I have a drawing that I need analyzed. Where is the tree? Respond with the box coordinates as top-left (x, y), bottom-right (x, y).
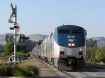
top-left (4, 43), bottom-right (14, 56)
top-left (0, 45), bottom-right (4, 56)
top-left (17, 44), bottom-right (28, 53)
top-left (86, 39), bottom-right (97, 47)
top-left (0, 45), bottom-right (4, 53)
top-left (23, 40), bottom-right (37, 52)
top-left (95, 48), bottom-right (105, 63)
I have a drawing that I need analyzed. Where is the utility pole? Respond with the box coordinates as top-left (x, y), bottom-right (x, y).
top-left (14, 5), bottom-right (17, 65)
top-left (8, 3), bottom-right (20, 65)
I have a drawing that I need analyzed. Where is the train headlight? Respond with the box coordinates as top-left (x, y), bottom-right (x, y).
top-left (79, 48), bottom-right (82, 51)
top-left (72, 43), bottom-right (75, 46)
top-left (68, 43), bottom-right (72, 46)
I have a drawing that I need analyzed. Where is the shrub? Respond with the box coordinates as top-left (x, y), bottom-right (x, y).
top-left (0, 65), bottom-right (39, 77)
top-left (95, 48), bottom-right (105, 63)
top-left (86, 47), bottom-right (98, 63)
top-left (0, 66), bottom-right (13, 76)
top-left (12, 66), bottom-right (26, 77)
top-left (10, 51), bottom-right (28, 60)
top-left (14, 65), bottom-right (39, 77)
top-left (23, 65), bottom-right (39, 77)
top-left (17, 52), bottom-right (28, 60)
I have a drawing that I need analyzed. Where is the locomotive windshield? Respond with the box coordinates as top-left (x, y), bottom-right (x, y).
top-left (72, 30), bottom-right (83, 34)
top-left (57, 28), bottom-right (85, 47)
top-left (58, 29), bottom-right (83, 34)
top-left (58, 29), bottom-right (70, 34)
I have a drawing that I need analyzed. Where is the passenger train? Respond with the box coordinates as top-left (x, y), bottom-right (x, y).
top-left (32, 25), bottom-right (87, 71)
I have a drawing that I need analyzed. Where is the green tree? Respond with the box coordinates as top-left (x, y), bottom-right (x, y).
top-left (21, 40), bottom-right (37, 52)
top-left (95, 48), bottom-right (105, 63)
top-left (0, 45), bottom-right (4, 53)
top-left (4, 43), bottom-right (28, 56)
top-left (0, 45), bottom-right (4, 56)
top-left (17, 44), bottom-right (28, 53)
top-left (4, 43), bottom-right (14, 56)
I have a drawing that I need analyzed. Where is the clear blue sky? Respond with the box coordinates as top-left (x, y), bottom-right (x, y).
top-left (0, 0), bottom-right (105, 38)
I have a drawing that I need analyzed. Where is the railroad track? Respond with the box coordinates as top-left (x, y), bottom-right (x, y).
top-left (87, 63), bottom-right (105, 68)
top-left (61, 65), bottom-right (105, 78)
top-left (32, 54), bottom-right (105, 78)
top-left (81, 63), bottom-right (105, 72)
top-left (62, 70), bottom-right (105, 78)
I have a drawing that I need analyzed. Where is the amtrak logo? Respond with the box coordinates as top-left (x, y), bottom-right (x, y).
top-left (67, 35), bottom-right (75, 38)
top-left (67, 35), bottom-right (75, 42)
top-left (68, 39), bottom-right (75, 42)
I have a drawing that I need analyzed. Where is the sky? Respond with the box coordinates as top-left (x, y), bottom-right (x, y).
top-left (0, 0), bottom-right (105, 38)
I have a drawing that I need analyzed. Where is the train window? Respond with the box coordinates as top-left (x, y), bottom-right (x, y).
top-left (58, 29), bottom-right (70, 34)
top-left (72, 30), bottom-right (83, 34)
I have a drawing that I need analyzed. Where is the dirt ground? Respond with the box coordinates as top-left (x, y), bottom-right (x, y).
top-left (0, 57), bottom-right (8, 65)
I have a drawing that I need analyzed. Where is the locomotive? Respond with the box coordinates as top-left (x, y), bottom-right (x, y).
top-left (32, 25), bottom-right (87, 71)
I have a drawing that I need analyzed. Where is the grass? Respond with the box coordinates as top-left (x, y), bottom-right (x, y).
top-left (0, 65), bottom-right (39, 77)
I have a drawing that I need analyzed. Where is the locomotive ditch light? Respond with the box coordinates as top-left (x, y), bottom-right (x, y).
top-left (79, 48), bottom-right (82, 51)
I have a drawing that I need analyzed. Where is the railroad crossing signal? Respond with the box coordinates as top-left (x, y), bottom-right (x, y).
top-left (8, 3), bottom-right (17, 23)
top-left (10, 3), bottom-right (16, 17)
top-left (8, 3), bottom-right (18, 65)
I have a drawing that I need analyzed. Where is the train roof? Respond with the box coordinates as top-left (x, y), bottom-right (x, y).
top-left (56, 25), bottom-right (85, 30)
